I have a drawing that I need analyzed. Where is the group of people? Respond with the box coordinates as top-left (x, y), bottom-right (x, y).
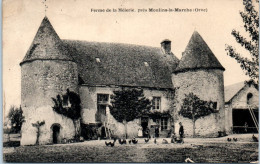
top-left (138, 122), bottom-right (184, 140)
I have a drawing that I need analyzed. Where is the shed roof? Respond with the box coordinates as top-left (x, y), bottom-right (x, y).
top-left (62, 40), bottom-right (179, 88)
top-left (174, 31), bottom-right (225, 73)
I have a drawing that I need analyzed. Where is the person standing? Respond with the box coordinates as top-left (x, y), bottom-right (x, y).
top-left (155, 126), bottom-right (159, 138)
top-left (179, 122), bottom-right (184, 139)
top-left (145, 127), bottom-right (151, 139)
top-left (138, 127), bottom-right (143, 138)
top-left (244, 122), bottom-right (248, 133)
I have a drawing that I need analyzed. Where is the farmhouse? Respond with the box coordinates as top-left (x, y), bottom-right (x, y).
top-left (20, 16), bottom-right (227, 145)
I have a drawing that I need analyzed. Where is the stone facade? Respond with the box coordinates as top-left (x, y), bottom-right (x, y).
top-left (172, 69), bottom-right (225, 137)
top-left (80, 85), bottom-right (173, 138)
top-left (20, 60), bottom-right (78, 145)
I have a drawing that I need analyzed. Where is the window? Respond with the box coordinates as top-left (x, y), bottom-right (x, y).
top-left (97, 104), bottom-right (106, 115)
top-left (152, 97), bottom-right (161, 110)
top-left (247, 93), bottom-right (253, 105)
top-left (161, 117), bottom-right (168, 130)
top-left (97, 94), bottom-right (109, 103)
top-left (97, 94), bottom-right (109, 116)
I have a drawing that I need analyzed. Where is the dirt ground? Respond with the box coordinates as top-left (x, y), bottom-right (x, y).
top-left (3, 134), bottom-right (259, 163)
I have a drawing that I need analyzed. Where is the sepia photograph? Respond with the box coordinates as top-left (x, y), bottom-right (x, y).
top-left (2, 0), bottom-right (259, 163)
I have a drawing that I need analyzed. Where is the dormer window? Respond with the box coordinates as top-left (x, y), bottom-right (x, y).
top-left (144, 62), bottom-right (149, 66)
top-left (96, 58), bottom-right (101, 63)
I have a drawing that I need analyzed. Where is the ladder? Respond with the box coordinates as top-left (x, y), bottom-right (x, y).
top-left (248, 105), bottom-right (259, 133)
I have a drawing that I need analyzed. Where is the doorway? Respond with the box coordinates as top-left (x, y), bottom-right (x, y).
top-left (232, 109), bottom-right (258, 133)
top-left (52, 124), bottom-right (61, 144)
top-left (141, 117), bottom-right (149, 137)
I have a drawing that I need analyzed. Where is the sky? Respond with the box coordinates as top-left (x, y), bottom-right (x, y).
top-left (3, 0), bottom-right (258, 115)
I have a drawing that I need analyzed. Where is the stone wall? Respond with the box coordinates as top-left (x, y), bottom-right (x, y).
top-left (172, 69), bottom-right (225, 137)
top-left (225, 83), bottom-right (259, 133)
top-left (21, 106), bottom-right (75, 145)
top-left (21, 60), bottom-right (78, 108)
top-left (20, 60), bottom-right (78, 145)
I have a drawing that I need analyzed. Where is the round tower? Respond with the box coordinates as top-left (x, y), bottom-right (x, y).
top-left (20, 17), bottom-right (78, 145)
top-left (172, 31), bottom-right (225, 137)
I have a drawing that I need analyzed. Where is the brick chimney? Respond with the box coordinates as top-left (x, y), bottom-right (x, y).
top-left (161, 39), bottom-right (171, 54)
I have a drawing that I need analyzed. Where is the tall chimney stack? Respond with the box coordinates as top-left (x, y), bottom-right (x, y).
top-left (161, 39), bottom-right (171, 54)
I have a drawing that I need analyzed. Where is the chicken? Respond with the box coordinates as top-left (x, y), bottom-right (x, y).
top-left (105, 141), bottom-right (110, 146)
top-left (227, 138), bottom-right (232, 142)
top-left (144, 138), bottom-right (149, 143)
top-left (105, 140), bottom-right (116, 147)
top-left (233, 138), bottom-right (237, 142)
top-left (162, 139), bottom-right (169, 144)
top-left (119, 139), bottom-right (127, 145)
top-left (132, 138), bottom-right (138, 144)
top-left (252, 135), bottom-right (258, 142)
top-left (176, 138), bottom-right (184, 144)
top-left (110, 141), bottom-right (115, 147)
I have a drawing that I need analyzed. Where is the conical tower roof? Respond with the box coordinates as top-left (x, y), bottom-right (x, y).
top-left (174, 31), bottom-right (225, 73)
top-left (20, 17), bottom-right (74, 65)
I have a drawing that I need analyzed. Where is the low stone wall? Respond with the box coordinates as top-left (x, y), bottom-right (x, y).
top-left (106, 107), bottom-right (140, 139)
top-left (21, 106), bottom-right (75, 145)
top-left (174, 113), bottom-right (221, 138)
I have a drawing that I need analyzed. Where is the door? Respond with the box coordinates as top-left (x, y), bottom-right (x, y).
top-left (52, 125), bottom-right (60, 144)
top-left (141, 117), bottom-right (149, 137)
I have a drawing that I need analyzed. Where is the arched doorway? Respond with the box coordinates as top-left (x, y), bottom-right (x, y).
top-left (51, 124), bottom-right (61, 144)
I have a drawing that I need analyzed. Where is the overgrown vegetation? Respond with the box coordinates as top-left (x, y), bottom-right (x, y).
top-left (225, 0), bottom-right (259, 82)
top-left (52, 89), bottom-right (82, 140)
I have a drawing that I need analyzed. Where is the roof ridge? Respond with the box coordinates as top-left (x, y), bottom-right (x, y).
top-left (62, 39), bottom-right (162, 49)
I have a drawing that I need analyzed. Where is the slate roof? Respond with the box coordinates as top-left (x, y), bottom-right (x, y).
top-left (21, 17), bottom-right (227, 89)
top-left (62, 40), bottom-right (179, 88)
top-left (174, 31), bottom-right (225, 73)
top-left (20, 17), bottom-right (74, 65)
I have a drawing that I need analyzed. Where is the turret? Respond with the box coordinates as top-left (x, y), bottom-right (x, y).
top-left (20, 17), bottom-right (78, 145)
top-left (172, 31), bottom-right (225, 137)
top-left (20, 16), bottom-right (78, 108)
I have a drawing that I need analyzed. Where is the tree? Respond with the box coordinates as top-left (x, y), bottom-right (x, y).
top-left (179, 93), bottom-right (216, 137)
top-left (52, 89), bottom-right (81, 140)
top-left (225, 0), bottom-right (259, 82)
top-left (32, 121), bottom-right (45, 145)
top-left (109, 88), bottom-right (152, 138)
top-left (7, 106), bottom-right (25, 133)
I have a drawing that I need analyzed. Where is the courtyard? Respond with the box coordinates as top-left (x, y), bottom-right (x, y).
top-left (3, 134), bottom-right (258, 163)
